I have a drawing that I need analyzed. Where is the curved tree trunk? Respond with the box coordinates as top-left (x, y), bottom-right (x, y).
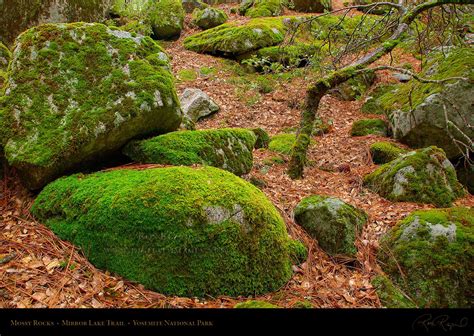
top-left (287, 0), bottom-right (472, 179)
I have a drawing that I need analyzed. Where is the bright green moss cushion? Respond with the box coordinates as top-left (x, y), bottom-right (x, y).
top-left (31, 166), bottom-right (301, 297)
top-left (123, 128), bottom-right (257, 176)
top-left (0, 23), bottom-right (181, 189)
top-left (234, 300), bottom-right (278, 308)
top-left (377, 207), bottom-right (474, 307)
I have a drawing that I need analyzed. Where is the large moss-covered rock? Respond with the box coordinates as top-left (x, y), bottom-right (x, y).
top-left (0, 0), bottom-right (113, 45)
top-left (377, 207), bottom-right (473, 307)
top-left (364, 147), bottom-right (465, 207)
top-left (111, 0), bottom-right (185, 39)
top-left (183, 17), bottom-right (286, 57)
top-left (370, 141), bottom-right (407, 164)
top-left (0, 23), bottom-right (181, 190)
top-left (351, 119), bottom-right (388, 136)
top-left (331, 71), bottom-right (376, 101)
top-left (239, 0), bottom-right (282, 18)
top-left (192, 7), bottom-right (228, 30)
top-left (292, 0), bottom-right (332, 13)
top-left (0, 42), bottom-right (10, 90)
top-left (124, 129), bottom-right (256, 175)
top-left (183, 0), bottom-right (207, 13)
top-left (294, 195), bottom-right (368, 257)
top-left (380, 48), bottom-right (474, 159)
top-left (31, 166), bottom-right (298, 297)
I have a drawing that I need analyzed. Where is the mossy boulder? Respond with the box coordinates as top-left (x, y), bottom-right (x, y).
top-left (0, 23), bottom-right (181, 190)
top-left (0, 0), bottom-right (113, 45)
top-left (370, 141), bottom-right (407, 164)
top-left (234, 300), bottom-right (278, 308)
top-left (252, 128), bottom-right (270, 149)
top-left (351, 119), bottom-right (388, 137)
top-left (292, 0), bottom-right (332, 13)
top-left (31, 166), bottom-right (298, 297)
top-left (380, 48), bottom-right (474, 159)
top-left (331, 71), bottom-right (376, 101)
top-left (361, 84), bottom-right (396, 115)
top-left (371, 275), bottom-right (415, 308)
top-left (123, 129), bottom-right (256, 176)
top-left (239, 0), bottom-right (283, 18)
top-left (183, 17), bottom-right (286, 57)
top-left (455, 161), bottom-right (473, 194)
top-left (0, 42), bottom-right (10, 90)
top-left (377, 207), bottom-right (474, 307)
top-left (364, 146), bottom-right (465, 207)
top-left (183, 0), bottom-right (208, 13)
top-left (288, 239), bottom-right (308, 265)
top-left (256, 42), bottom-right (322, 68)
top-left (268, 133), bottom-right (296, 155)
top-left (192, 7), bottom-right (228, 30)
top-left (294, 195), bottom-right (368, 257)
top-left (111, 0), bottom-right (185, 39)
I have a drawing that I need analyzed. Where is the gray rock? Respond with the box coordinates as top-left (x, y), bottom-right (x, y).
top-left (182, 0), bottom-right (207, 13)
top-left (294, 195), bottom-right (368, 257)
top-left (392, 73), bottom-right (411, 82)
top-left (192, 7), bottom-right (228, 30)
top-left (180, 88), bottom-right (220, 129)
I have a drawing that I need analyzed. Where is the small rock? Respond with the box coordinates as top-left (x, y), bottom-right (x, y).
top-left (179, 88), bottom-right (220, 129)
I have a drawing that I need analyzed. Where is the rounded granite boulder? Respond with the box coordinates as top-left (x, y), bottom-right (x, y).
top-left (31, 166), bottom-right (302, 297)
top-left (376, 207), bottom-right (473, 307)
top-left (294, 195), bottom-right (368, 257)
top-left (192, 7), bottom-right (228, 30)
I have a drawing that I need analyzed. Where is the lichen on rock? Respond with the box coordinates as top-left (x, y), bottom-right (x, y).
top-left (364, 146), bottom-right (465, 207)
top-left (123, 128), bottom-right (257, 176)
top-left (294, 195), bottom-right (368, 257)
top-left (376, 207), bottom-right (473, 307)
top-left (31, 166), bottom-right (298, 297)
top-left (0, 23), bottom-right (182, 189)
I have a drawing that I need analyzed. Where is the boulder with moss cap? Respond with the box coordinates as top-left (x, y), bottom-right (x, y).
top-left (0, 23), bottom-right (182, 190)
top-left (376, 207), bottom-right (473, 307)
top-left (370, 141), bottom-right (407, 164)
top-left (364, 146), bottom-right (465, 207)
top-left (31, 166), bottom-right (301, 297)
top-left (192, 7), bottom-right (228, 30)
top-left (294, 195), bottom-right (368, 257)
top-left (123, 129), bottom-right (256, 176)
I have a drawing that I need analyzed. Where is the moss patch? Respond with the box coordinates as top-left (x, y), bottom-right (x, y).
top-left (234, 300), bottom-right (278, 308)
top-left (364, 146), bottom-right (465, 207)
top-left (377, 207), bottom-right (474, 307)
top-left (31, 166), bottom-right (297, 297)
top-left (361, 84), bottom-right (396, 115)
top-left (370, 141), bottom-right (407, 164)
top-left (242, 0), bottom-right (283, 18)
top-left (294, 195), bottom-right (368, 257)
top-left (351, 119), bottom-right (388, 137)
top-left (123, 128), bottom-right (257, 176)
top-left (269, 133), bottom-right (296, 155)
top-left (0, 23), bottom-right (181, 189)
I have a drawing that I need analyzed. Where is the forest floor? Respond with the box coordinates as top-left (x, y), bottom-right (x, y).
top-left (1, 4), bottom-right (473, 308)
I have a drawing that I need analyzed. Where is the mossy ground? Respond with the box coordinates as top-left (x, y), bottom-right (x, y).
top-left (123, 128), bottom-right (257, 176)
top-left (234, 300), bottom-right (278, 308)
top-left (31, 166), bottom-right (297, 297)
top-left (0, 23), bottom-right (181, 189)
top-left (377, 207), bottom-right (474, 307)
top-left (268, 133), bottom-right (296, 155)
top-left (351, 119), bottom-right (388, 136)
top-left (364, 146), bottom-right (465, 207)
top-left (370, 141), bottom-right (407, 164)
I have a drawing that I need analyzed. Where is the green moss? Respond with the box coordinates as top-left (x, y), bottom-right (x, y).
top-left (364, 146), bottom-right (465, 207)
top-left (112, 0), bottom-right (185, 40)
top-left (123, 128), bottom-right (257, 176)
top-left (371, 275), bottom-right (415, 308)
top-left (192, 7), bottom-right (228, 30)
top-left (234, 300), bottom-right (278, 308)
top-left (333, 71), bottom-right (376, 101)
top-left (251, 128), bottom-right (270, 149)
top-left (377, 207), bottom-right (474, 307)
top-left (177, 69), bottom-right (198, 81)
top-left (292, 300), bottom-right (313, 308)
top-left (256, 42), bottom-right (322, 68)
top-left (269, 134), bottom-right (296, 155)
top-left (184, 17), bottom-right (286, 57)
top-left (0, 42), bottom-right (10, 72)
top-left (31, 166), bottom-right (297, 297)
top-left (245, 0), bottom-right (282, 18)
top-left (361, 84), bottom-right (396, 115)
top-left (0, 23), bottom-right (181, 190)
top-left (294, 195), bottom-right (368, 257)
top-left (288, 239), bottom-right (308, 265)
top-left (377, 48), bottom-right (474, 113)
top-left (263, 155), bottom-right (285, 166)
top-left (370, 141), bottom-right (407, 164)
top-left (351, 119), bottom-right (387, 137)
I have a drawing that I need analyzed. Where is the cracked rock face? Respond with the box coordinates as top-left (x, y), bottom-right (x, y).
top-left (364, 146), bottom-right (465, 207)
top-left (0, 23), bottom-right (181, 189)
top-left (179, 88), bottom-right (220, 129)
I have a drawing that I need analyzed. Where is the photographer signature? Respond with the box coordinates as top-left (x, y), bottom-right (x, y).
top-left (412, 314), bottom-right (469, 332)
